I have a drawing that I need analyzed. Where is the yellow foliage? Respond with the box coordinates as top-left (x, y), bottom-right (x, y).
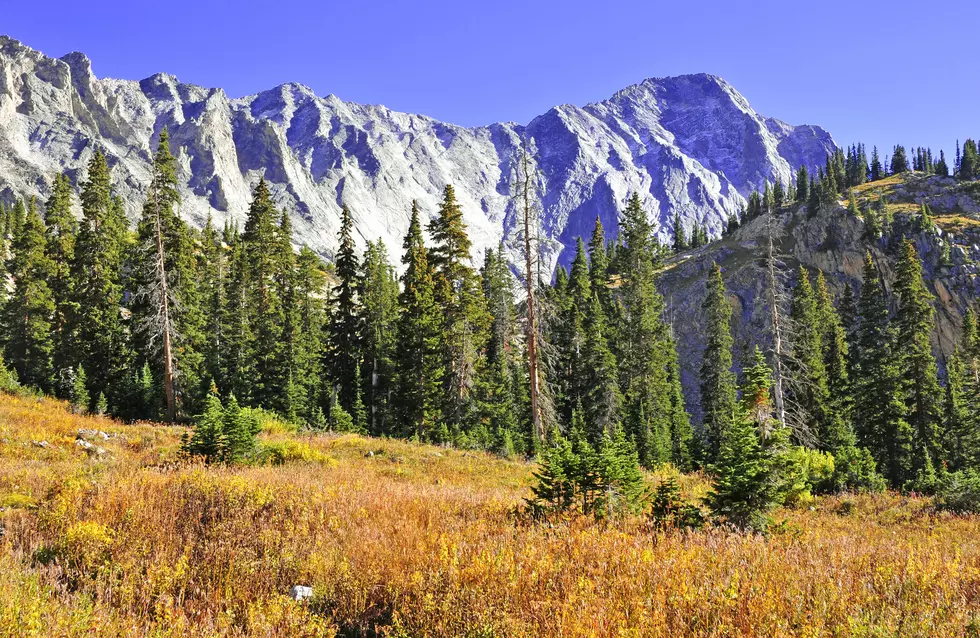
top-left (1, 392), bottom-right (980, 636)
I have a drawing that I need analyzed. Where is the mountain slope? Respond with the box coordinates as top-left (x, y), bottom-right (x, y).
top-left (660, 173), bottom-right (980, 422)
top-left (0, 36), bottom-right (834, 268)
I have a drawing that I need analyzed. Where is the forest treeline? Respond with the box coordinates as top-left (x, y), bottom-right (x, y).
top-left (2, 131), bottom-right (980, 528)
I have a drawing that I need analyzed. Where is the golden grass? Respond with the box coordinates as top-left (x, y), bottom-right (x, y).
top-left (3, 393), bottom-right (980, 636)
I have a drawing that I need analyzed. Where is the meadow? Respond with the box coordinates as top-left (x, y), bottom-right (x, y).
top-left (2, 392), bottom-right (980, 637)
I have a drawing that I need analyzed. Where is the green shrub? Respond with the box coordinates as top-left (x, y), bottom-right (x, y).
top-left (649, 475), bottom-right (705, 530)
top-left (934, 469), bottom-right (980, 514)
top-left (783, 447), bottom-right (836, 505)
top-left (832, 445), bottom-right (886, 493)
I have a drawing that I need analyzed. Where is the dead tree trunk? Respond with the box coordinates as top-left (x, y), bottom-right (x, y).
top-left (766, 204), bottom-right (786, 430)
top-left (518, 142), bottom-right (543, 445)
top-left (153, 195), bottom-right (177, 423)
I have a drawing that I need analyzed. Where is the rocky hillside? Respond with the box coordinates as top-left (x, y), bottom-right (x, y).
top-left (0, 35), bottom-right (834, 269)
top-left (663, 173), bottom-right (980, 420)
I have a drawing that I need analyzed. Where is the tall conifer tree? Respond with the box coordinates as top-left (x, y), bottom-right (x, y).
top-left (359, 239), bottom-right (399, 435)
top-left (394, 202), bottom-right (445, 439)
top-left (328, 204), bottom-right (362, 414)
top-left (71, 151), bottom-right (129, 408)
top-left (3, 198), bottom-right (55, 391)
top-left (699, 263), bottom-right (738, 464)
top-left (43, 173), bottom-right (78, 387)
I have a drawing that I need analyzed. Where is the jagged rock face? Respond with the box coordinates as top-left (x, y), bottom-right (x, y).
top-left (0, 36), bottom-right (835, 269)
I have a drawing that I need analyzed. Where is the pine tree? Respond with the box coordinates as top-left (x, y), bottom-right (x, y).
top-left (241, 179), bottom-right (286, 410)
top-left (891, 145), bottom-right (909, 174)
top-left (3, 198), bottom-right (56, 391)
top-left (617, 193), bottom-right (687, 466)
top-left (960, 139), bottom-right (979, 180)
top-left (788, 267), bottom-right (831, 447)
top-left (221, 231), bottom-right (252, 402)
top-left (699, 263), bottom-right (738, 464)
top-left (129, 130), bottom-right (205, 421)
top-left (894, 240), bottom-right (944, 472)
top-left (43, 173), bottom-right (78, 386)
top-left (272, 209), bottom-right (299, 420)
top-left (71, 151), bottom-right (129, 409)
top-left (587, 217), bottom-right (611, 313)
top-left (427, 185), bottom-right (489, 434)
top-left (222, 394), bottom-right (257, 463)
top-left (294, 247), bottom-right (328, 423)
top-left (394, 201), bottom-right (444, 439)
top-left (580, 293), bottom-right (623, 446)
top-left (672, 211), bottom-right (688, 252)
top-left (359, 240), bottom-right (400, 435)
top-left (795, 165), bottom-right (809, 203)
top-left (870, 146), bottom-right (883, 181)
top-left (327, 204), bottom-right (362, 414)
top-left (707, 401), bottom-right (783, 532)
top-left (184, 390), bottom-right (225, 463)
top-left (854, 252), bottom-right (912, 486)
top-left (70, 365), bottom-right (89, 414)
top-left (199, 213), bottom-right (226, 391)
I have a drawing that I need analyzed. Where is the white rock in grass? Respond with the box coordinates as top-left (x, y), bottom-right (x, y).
top-left (289, 585), bottom-right (313, 601)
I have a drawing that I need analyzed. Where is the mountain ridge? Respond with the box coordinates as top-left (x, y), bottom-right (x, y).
top-left (0, 35), bottom-right (835, 270)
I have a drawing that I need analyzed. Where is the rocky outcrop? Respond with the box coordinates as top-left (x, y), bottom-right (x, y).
top-left (660, 182), bottom-right (980, 421)
top-left (0, 36), bottom-right (835, 270)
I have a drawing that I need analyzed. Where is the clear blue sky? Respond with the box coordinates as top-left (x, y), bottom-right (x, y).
top-left (5, 0), bottom-right (978, 159)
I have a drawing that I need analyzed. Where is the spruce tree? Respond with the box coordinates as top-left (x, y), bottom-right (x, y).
top-left (587, 216), bottom-right (611, 313)
top-left (795, 165), bottom-right (809, 203)
top-left (580, 293), bottom-right (623, 446)
top-left (616, 193), bottom-right (687, 466)
top-left (184, 390), bottom-right (225, 463)
top-left (561, 238), bottom-right (592, 421)
top-left (707, 402), bottom-right (782, 532)
top-left (960, 139), bottom-right (979, 180)
top-left (814, 272), bottom-right (853, 451)
top-left (359, 239), bottom-right (399, 435)
top-left (199, 214), bottom-right (226, 391)
top-left (427, 185), bottom-right (489, 435)
top-left (241, 179), bottom-right (285, 410)
top-left (672, 212), bottom-right (688, 252)
top-left (788, 267), bottom-right (831, 446)
top-left (3, 198), bottom-right (56, 391)
top-left (475, 246), bottom-right (521, 453)
top-left (894, 240), bottom-right (944, 471)
top-left (699, 263), bottom-right (738, 464)
top-left (272, 209), bottom-right (299, 420)
top-left (71, 151), bottom-right (129, 409)
top-left (43, 173), bottom-right (78, 386)
top-left (327, 204), bottom-right (362, 414)
top-left (944, 350), bottom-right (973, 470)
top-left (294, 246), bottom-right (328, 423)
top-left (129, 130), bottom-right (206, 421)
top-left (221, 231), bottom-right (252, 402)
top-left (854, 252), bottom-right (912, 485)
top-left (891, 145), bottom-right (909, 174)
top-left (394, 202), bottom-right (444, 439)
top-left (70, 365), bottom-right (89, 414)
top-left (222, 394), bottom-right (257, 463)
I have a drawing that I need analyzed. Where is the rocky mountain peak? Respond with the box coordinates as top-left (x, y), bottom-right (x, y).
top-left (0, 36), bottom-right (836, 270)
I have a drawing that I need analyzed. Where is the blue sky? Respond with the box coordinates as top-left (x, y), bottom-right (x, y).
top-left (5, 0), bottom-right (978, 159)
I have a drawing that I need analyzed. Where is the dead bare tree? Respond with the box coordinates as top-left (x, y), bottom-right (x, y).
top-left (133, 178), bottom-right (182, 423)
top-left (516, 138), bottom-right (544, 444)
top-left (765, 203), bottom-right (787, 432)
